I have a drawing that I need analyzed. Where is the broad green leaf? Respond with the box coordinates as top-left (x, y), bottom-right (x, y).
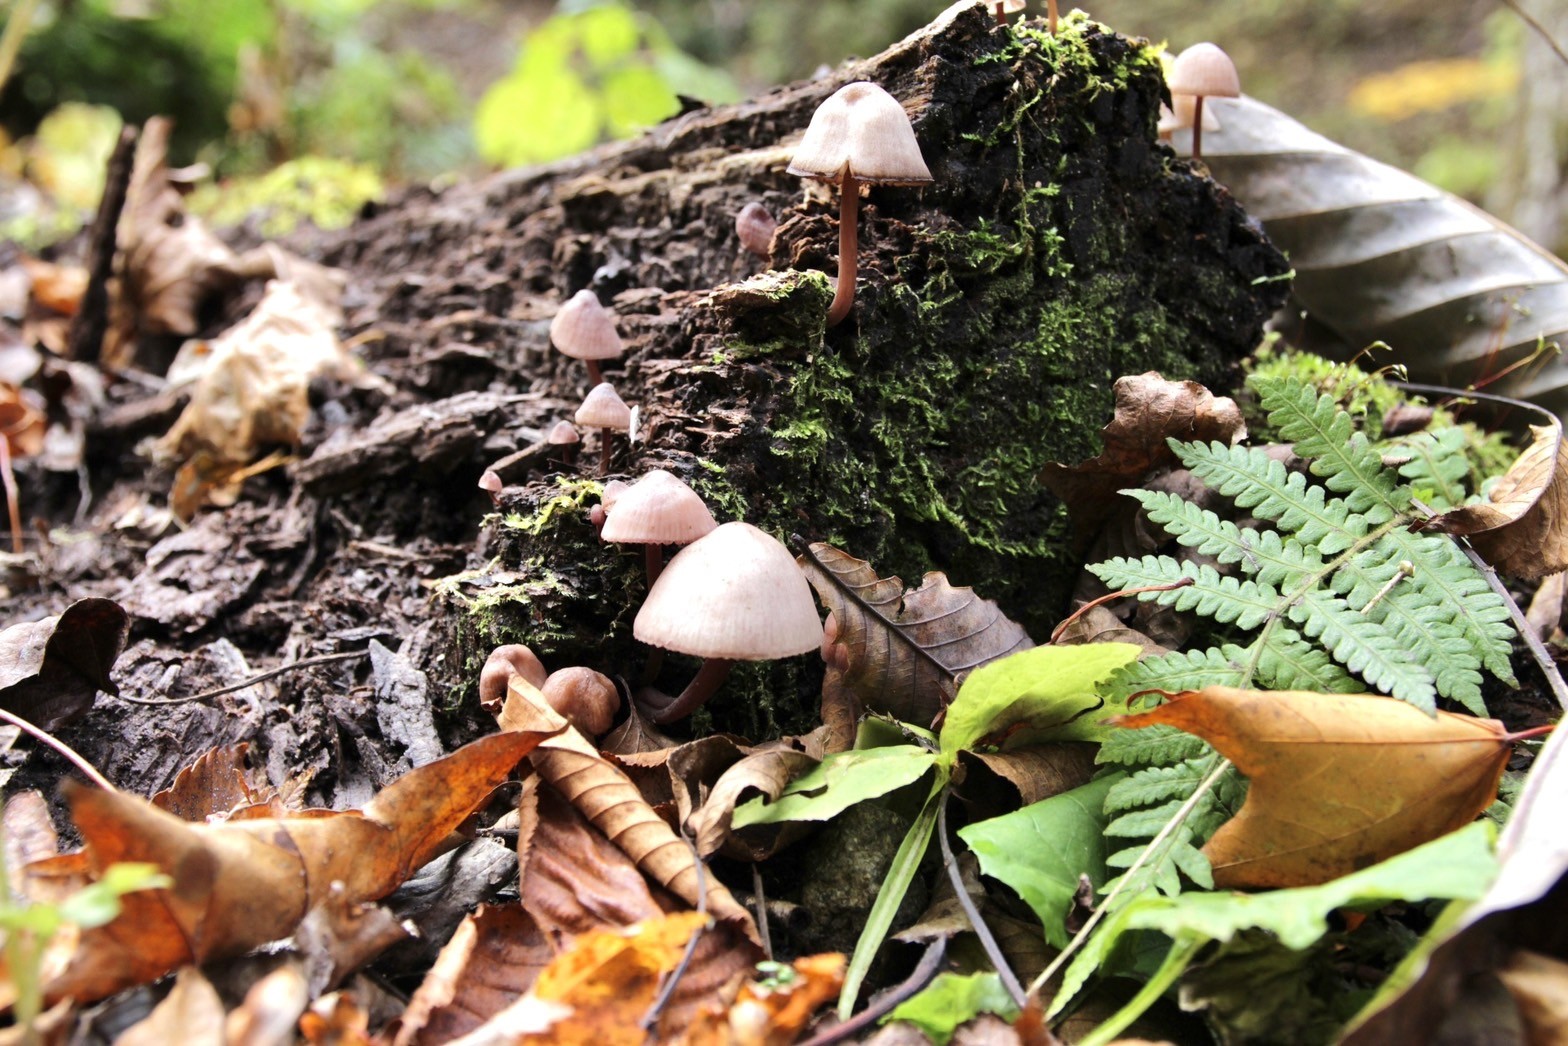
top-left (958, 773), bottom-right (1123, 947)
top-left (731, 746), bottom-right (938, 828)
top-left (939, 643), bottom-right (1140, 754)
top-left (600, 65), bottom-right (679, 137)
top-left (1051, 821), bottom-right (1496, 1019)
top-left (475, 65), bottom-right (600, 167)
top-left (885, 972), bottom-right (1019, 1044)
top-left (574, 3), bottom-right (641, 64)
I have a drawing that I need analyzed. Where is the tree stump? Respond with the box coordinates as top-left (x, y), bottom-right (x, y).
top-left (312, 2), bottom-right (1288, 738)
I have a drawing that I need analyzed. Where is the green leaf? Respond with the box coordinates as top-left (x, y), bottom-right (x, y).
top-left (885, 972), bottom-right (1019, 1044)
top-left (938, 643), bottom-right (1141, 753)
top-left (959, 773), bottom-right (1122, 948)
top-left (1051, 822), bottom-right (1496, 1020)
top-left (731, 746), bottom-right (938, 828)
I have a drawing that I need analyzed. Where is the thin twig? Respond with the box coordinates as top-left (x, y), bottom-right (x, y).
top-left (798, 938), bottom-right (947, 1046)
top-left (113, 650), bottom-right (368, 706)
top-left (1050, 578), bottom-right (1194, 644)
top-left (752, 862), bottom-right (773, 961)
top-left (1460, 543), bottom-right (1568, 712)
top-left (641, 834), bottom-right (710, 1037)
top-left (1499, 0), bottom-right (1568, 67)
top-left (0, 707), bottom-right (113, 790)
top-left (937, 793), bottom-right (1026, 1007)
top-left (67, 124), bottom-right (138, 364)
top-left (1028, 757), bottom-right (1232, 1000)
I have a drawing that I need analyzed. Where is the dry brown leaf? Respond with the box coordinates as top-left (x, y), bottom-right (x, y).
top-left (4, 791), bottom-right (59, 890)
top-left (959, 745), bottom-right (1099, 810)
top-left (226, 962), bottom-right (309, 1046)
top-left (0, 384), bottom-right (46, 458)
top-left (800, 543), bottom-right (1032, 726)
top-left (0, 597), bottom-right (130, 730)
top-left (299, 992), bottom-right (374, 1046)
top-left (1113, 687), bottom-right (1512, 888)
top-left (294, 882), bottom-right (412, 994)
top-left (1040, 372), bottom-right (1246, 545)
top-left (498, 675), bottom-right (761, 945)
top-left (396, 905), bottom-right (557, 1046)
top-left (19, 258), bottom-right (86, 317)
top-left (687, 746), bottom-right (818, 860)
top-left (683, 952), bottom-right (846, 1046)
top-left (35, 730), bottom-right (550, 1005)
top-left (115, 967), bottom-right (226, 1046)
top-left (1498, 950), bottom-right (1568, 1043)
top-left (152, 742), bottom-right (272, 822)
top-left (1432, 420), bottom-right (1568, 578)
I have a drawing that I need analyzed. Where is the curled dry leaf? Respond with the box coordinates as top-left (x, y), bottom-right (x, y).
top-left (30, 730), bottom-right (551, 1006)
top-left (0, 597), bottom-right (130, 730)
top-left (1200, 96), bottom-right (1568, 412)
top-left (1114, 687), bottom-right (1512, 888)
top-left (1431, 418), bottom-right (1568, 579)
top-left (1040, 372), bottom-right (1246, 545)
top-left (397, 905), bottom-right (556, 1046)
top-left (497, 674), bottom-right (761, 945)
top-left (687, 745), bottom-right (820, 860)
top-left (800, 542), bottom-right (1032, 726)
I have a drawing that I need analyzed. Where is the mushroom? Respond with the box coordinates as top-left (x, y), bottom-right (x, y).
top-left (574, 382), bottom-right (632, 476)
top-left (478, 468), bottom-right (504, 506)
top-left (479, 644), bottom-right (549, 714)
top-left (550, 289), bottom-right (624, 386)
top-left (1167, 43), bottom-right (1240, 162)
top-left (788, 81), bottom-right (933, 328)
top-left (547, 420), bottom-right (581, 468)
top-left (1156, 94), bottom-right (1221, 142)
top-left (633, 521), bottom-right (822, 724)
top-left (541, 667), bottom-right (622, 737)
top-left (601, 469), bottom-right (718, 586)
top-left (735, 202), bottom-right (777, 259)
top-left (991, 0), bottom-right (1025, 29)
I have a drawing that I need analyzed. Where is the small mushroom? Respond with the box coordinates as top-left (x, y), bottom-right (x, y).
top-left (991, 0), bottom-right (1025, 29)
top-left (1168, 43), bottom-right (1240, 162)
top-left (541, 667), bottom-right (621, 737)
top-left (601, 469), bottom-right (718, 586)
top-left (1156, 94), bottom-right (1221, 142)
top-left (633, 521), bottom-right (822, 724)
top-left (479, 644), bottom-right (549, 714)
top-left (478, 468), bottom-right (504, 506)
top-left (547, 420), bottom-right (581, 468)
top-left (550, 289), bottom-right (625, 386)
top-left (574, 382), bottom-right (632, 476)
top-left (788, 82), bottom-right (933, 328)
top-left (735, 202), bottom-right (777, 259)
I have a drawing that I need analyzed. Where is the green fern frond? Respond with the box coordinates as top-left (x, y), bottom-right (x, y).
top-left (1096, 722), bottom-right (1209, 767)
top-left (1392, 427), bottom-right (1471, 509)
top-left (1251, 375), bottom-right (1407, 520)
top-left (1105, 757), bottom-right (1216, 810)
top-left (1378, 531), bottom-right (1517, 685)
top-left (1288, 590), bottom-right (1436, 710)
top-left (1253, 627), bottom-right (1360, 693)
top-left (1099, 647), bottom-right (1250, 704)
top-left (1090, 558), bottom-right (1280, 630)
top-left (1126, 490), bottom-right (1320, 588)
top-left (1178, 442), bottom-right (1371, 555)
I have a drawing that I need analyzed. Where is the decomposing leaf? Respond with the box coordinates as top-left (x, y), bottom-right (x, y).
top-left (687, 745), bottom-right (819, 860)
top-left (497, 674), bottom-right (760, 944)
top-left (114, 967), bottom-right (225, 1046)
top-left (1114, 688), bottom-right (1512, 888)
top-left (0, 384), bottom-right (46, 458)
top-left (397, 905), bottom-right (557, 1046)
top-left (19, 258), bottom-right (87, 318)
top-left (0, 597), bottom-right (130, 730)
top-left (1497, 950), bottom-right (1568, 1042)
top-left (1040, 372), bottom-right (1246, 544)
top-left (4, 790), bottom-right (60, 886)
top-left (1430, 419), bottom-right (1568, 579)
top-left (33, 730), bottom-right (550, 1005)
top-left (800, 542), bottom-right (1032, 726)
top-left (299, 991), bottom-right (374, 1046)
top-left (225, 963), bottom-right (309, 1046)
top-left (151, 742), bottom-right (271, 822)
top-left (1200, 96), bottom-right (1568, 411)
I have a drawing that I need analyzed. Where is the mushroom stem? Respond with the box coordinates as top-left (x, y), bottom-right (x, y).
top-left (585, 359), bottom-right (603, 386)
top-left (1191, 96), bottom-right (1207, 161)
top-left (825, 173), bottom-right (860, 328)
top-left (644, 544), bottom-right (665, 587)
top-left (599, 427), bottom-right (613, 475)
top-left (1048, 0), bottom-right (1058, 33)
top-left (647, 657), bottom-right (735, 724)
top-left (994, 2), bottom-right (1005, 27)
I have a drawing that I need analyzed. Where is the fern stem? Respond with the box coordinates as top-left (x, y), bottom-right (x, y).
top-left (1051, 578), bottom-right (1194, 644)
top-left (1027, 756), bottom-right (1232, 1003)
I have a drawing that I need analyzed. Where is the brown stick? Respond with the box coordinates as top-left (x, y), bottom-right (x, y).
top-left (1049, 578), bottom-right (1194, 644)
top-left (67, 124), bottom-right (139, 364)
top-left (825, 174), bottom-right (860, 327)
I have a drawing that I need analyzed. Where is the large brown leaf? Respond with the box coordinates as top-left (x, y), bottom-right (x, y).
top-left (799, 542), bottom-right (1031, 726)
top-left (1198, 96), bottom-right (1568, 412)
top-left (34, 730), bottom-right (550, 1005)
top-left (1430, 418), bottom-right (1568, 579)
top-left (1113, 687), bottom-right (1511, 888)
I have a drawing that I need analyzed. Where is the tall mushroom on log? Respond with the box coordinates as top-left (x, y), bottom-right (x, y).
top-left (634, 522), bottom-right (822, 724)
top-left (788, 81), bottom-right (933, 328)
top-left (550, 289), bottom-right (624, 386)
top-left (574, 382), bottom-right (632, 476)
top-left (1168, 43), bottom-right (1240, 162)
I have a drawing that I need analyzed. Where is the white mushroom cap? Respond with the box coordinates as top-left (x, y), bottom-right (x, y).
top-left (1168, 43), bottom-right (1241, 99)
top-left (601, 469), bottom-right (718, 545)
top-left (787, 82), bottom-right (934, 186)
top-left (575, 382), bottom-right (632, 431)
top-left (634, 522), bottom-right (822, 660)
top-left (601, 479), bottom-right (630, 512)
top-left (550, 289), bottom-right (625, 362)
top-left (994, 0), bottom-right (1027, 12)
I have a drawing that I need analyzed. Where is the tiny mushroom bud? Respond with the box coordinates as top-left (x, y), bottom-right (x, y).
top-left (478, 468), bottom-right (503, 506)
top-left (574, 382), bottom-right (632, 476)
top-left (601, 469), bottom-right (718, 586)
top-left (550, 289), bottom-right (625, 387)
top-left (479, 644), bottom-right (549, 714)
top-left (633, 521), bottom-right (822, 724)
top-left (735, 202), bottom-right (777, 259)
top-left (547, 419), bottom-right (581, 467)
top-left (788, 81), bottom-right (933, 328)
top-left (541, 667), bottom-right (621, 737)
top-left (1168, 43), bottom-right (1240, 162)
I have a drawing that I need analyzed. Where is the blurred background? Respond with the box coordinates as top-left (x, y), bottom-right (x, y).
top-left (1, 0), bottom-right (1563, 254)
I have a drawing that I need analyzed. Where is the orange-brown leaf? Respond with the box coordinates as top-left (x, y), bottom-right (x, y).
top-left (152, 742), bottom-right (269, 822)
top-left (1113, 687), bottom-right (1511, 888)
top-left (684, 953), bottom-right (846, 1046)
top-left (1432, 420), bottom-right (1568, 579)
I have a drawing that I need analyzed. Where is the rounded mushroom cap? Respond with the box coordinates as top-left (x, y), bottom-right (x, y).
top-left (1168, 43), bottom-right (1240, 99)
top-left (601, 469), bottom-right (718, 545)
top-left (786, 81), bottom-right (934, 185)
top-left (547, 420), bottom-right (581, 445)
top-left (575, 382), bottom-right (632, 431)
top-left (634, 521), bottom-right (822, 660)
top-left (550, 289), bottom-right (625, 362)
top-left (735, 202), bottom-right (776, 258)
top-left (541, 667), bottom-right (621, 737)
